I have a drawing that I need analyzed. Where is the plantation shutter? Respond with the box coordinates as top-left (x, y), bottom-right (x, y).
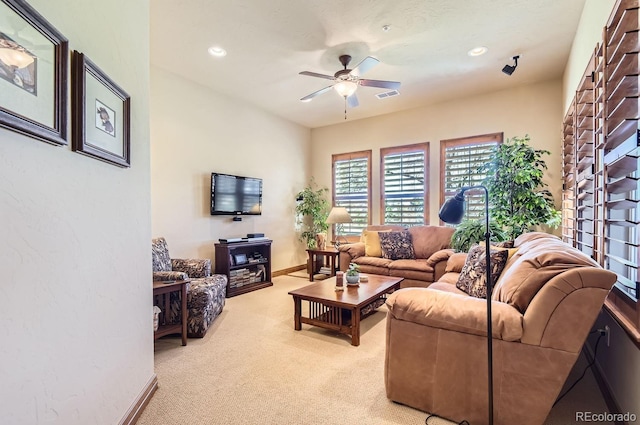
top-left (442, 141), bottom-right (498, 221)
top-left (334, 155), bottom-right (370, 235)
top-left (382, 147), bottom-right (427, 226)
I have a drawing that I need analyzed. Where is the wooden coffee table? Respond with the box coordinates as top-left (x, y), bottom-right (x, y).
top-left (288, 275), bottom-right (403, 346)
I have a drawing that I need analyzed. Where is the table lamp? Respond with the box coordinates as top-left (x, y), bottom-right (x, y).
top-left (326, 207), bottom-right (352, 247)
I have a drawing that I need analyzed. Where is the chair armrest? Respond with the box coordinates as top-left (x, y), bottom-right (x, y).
top-left (172, 258), bottom-right (211, 278)
top-left (426, 249), bottom-right (455, 281)
top-left (153, 271), bottom-right (189, 281)
top-left (338, 242), bottom-right (365, 271)
top-left (386, 287), bottom-right (523, 342)
top-left (425, 249), bottom-right (455, 267)
top-left (444, 252), bottom-right (468, 273)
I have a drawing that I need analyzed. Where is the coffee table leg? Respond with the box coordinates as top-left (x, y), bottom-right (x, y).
top-left (293, 296), bottom-right (302, 330)
top-left (351, 307), bottom-right (360, 346)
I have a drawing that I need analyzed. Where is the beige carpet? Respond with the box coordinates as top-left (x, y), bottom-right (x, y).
top-left (138, 275), bottom-right (611, 425)
top-left (287, 269), bottom-right (329, 280)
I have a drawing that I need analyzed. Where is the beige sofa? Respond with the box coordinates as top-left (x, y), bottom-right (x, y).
top-left (384, 232), bottom-right (617, 425)
top-left (337, 225), bottom-right (455, 288)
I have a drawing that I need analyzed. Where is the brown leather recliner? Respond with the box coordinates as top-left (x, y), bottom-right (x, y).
top-left (384, 232), bottom-right (616, 425)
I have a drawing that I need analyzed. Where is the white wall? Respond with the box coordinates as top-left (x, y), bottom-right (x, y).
top-left (310, 79), bottom-right (562, 227)
top-left (563, 0), bottom-right (616, 114)
top-left (150, 67), bottom-right (311, 271)
top-left (563, 0), bottom-right (640, 417)
top-left (0, 1), bottom-right (152, 424)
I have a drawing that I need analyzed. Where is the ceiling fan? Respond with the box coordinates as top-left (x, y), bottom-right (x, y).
top-left (299, 55), bottom-right (401, 108)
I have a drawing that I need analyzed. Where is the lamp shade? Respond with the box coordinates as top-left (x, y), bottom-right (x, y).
top-left (438, 191), bottom-right (467, 224)
top-left (326, 207), bottom-right (352, 224)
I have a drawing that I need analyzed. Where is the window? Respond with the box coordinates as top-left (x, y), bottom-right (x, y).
top-left (332, 150), bottom-right (372, 236)
top-left (380, 143), bottom-right (429, 226)
top-left (440, 133), bottom-right (502, 221)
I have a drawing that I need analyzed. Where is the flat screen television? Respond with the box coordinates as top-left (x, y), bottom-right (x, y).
top-left (210, 173), bottom-right (262, 216)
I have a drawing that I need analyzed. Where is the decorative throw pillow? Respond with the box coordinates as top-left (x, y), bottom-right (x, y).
top-left (362, 230), bottom-right (391, 257)
top-left (494, 240), bottom-right (514, 248)
top-left (479, 241), bottom-right (519, 260)
top-left (456, 244), bottom-right (509, 298)
top-left (379, 231), bottom-right (415, 260)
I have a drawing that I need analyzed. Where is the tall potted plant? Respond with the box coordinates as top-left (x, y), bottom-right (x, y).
top-left (450, 219), bottom-right (508, 253)
top-left (479, 135), bottom-right (561, 240)
top-left (295, 179), bottom-right (330, 249)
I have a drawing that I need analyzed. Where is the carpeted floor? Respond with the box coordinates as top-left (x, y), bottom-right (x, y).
top-left (138, 275), bottom-right (612, 425)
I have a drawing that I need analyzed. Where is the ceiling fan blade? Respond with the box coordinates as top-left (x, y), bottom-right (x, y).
top-left (350, 56), bottom-right (379, 77)
top-left (347, 93), bottom-right (359, 108)
top-left (359, 79), bottom-right (401, 90)
top-left (299, 71), bottom-right (335, 80)
top-left (300, 85), bottom-right (333, 101)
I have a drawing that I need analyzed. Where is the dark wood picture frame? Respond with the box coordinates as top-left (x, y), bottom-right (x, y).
top-left (71, 51), bottom-right (130, 167)
top-left (0, 0), bottom-right (68, 145)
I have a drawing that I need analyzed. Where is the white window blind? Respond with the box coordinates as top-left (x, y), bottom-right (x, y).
top-left (382, 147), bottom-right (427, 226)
top-left (442, 140), bottom-right (498, 221)
top-left (334, 155), bottom-right (369, 235)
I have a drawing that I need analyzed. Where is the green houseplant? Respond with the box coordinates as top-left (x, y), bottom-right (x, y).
top-left (450, 219), bottom-right (508, 253)
top-left (295, 179), bottom-right (330, 248)
top-left (479, 135), bottom-right (561, 240)
top-left (345, 262), bottom-right (360, 284)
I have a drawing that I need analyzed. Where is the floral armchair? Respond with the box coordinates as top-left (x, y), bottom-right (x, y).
top-left (152, 237), bottom-right (227, 338)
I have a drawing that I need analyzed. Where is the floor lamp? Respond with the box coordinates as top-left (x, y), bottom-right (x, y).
top-left (439, 185), bottom-right (494, 425)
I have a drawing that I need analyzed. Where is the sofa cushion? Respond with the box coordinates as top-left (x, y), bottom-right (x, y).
top-left (408, 225), bottom-right (456, 259)
top-left (388, 259), bottom-right (435, 282)
top-left (386, 288), bottom-right (523, 341)
top-left (456, 244), bottom-right (509, 298)
top-left (351, 257), bottom-right (391, 276)
top-left (352, 256), bottom-right (393, 268)
top-left (379, 231), bottom-right (416, 260)
top-left (389, 259), bottom-right (433, 273)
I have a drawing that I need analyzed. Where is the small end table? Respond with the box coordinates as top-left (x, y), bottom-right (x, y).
top-left (306, 247), bottom-right (339, 281)
top-left (153, 280), bottom-right (189, 346)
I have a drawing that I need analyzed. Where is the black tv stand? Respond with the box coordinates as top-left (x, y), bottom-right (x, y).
top-left (214, 239), bottom-right (272, 297)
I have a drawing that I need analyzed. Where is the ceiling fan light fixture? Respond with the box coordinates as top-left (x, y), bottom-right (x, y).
top-left (333, 80), bottom-right (358, 97)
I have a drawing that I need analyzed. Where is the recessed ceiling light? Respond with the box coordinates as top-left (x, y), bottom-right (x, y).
top-left (382, 24), bottom-right (391, 32)
top-left (208, 46), bottom-right (227, 57)
top-left (468, 46), bottom-right (488, 57)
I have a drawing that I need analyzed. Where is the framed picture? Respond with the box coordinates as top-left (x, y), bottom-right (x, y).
top-left (0, 0), bottom-right (68, 145)
top-left (233, 253), bottom-right (248, 265)
top-left (72, 51), bottom-right (130, 167)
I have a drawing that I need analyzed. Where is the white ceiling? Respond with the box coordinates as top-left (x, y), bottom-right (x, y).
top-left (150, 0), bottom-right (587, 129)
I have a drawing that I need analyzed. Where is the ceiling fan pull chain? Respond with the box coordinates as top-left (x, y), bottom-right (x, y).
top-left (344, 97), bottom-right (347, 120)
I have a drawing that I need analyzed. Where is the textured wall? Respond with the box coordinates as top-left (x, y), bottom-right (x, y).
top-left (150, 67), bottom-right (311, 272)
top-left (0, 0), bottom-right (152, 424)
top-left (310, 79), bottom-right (562, 228)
